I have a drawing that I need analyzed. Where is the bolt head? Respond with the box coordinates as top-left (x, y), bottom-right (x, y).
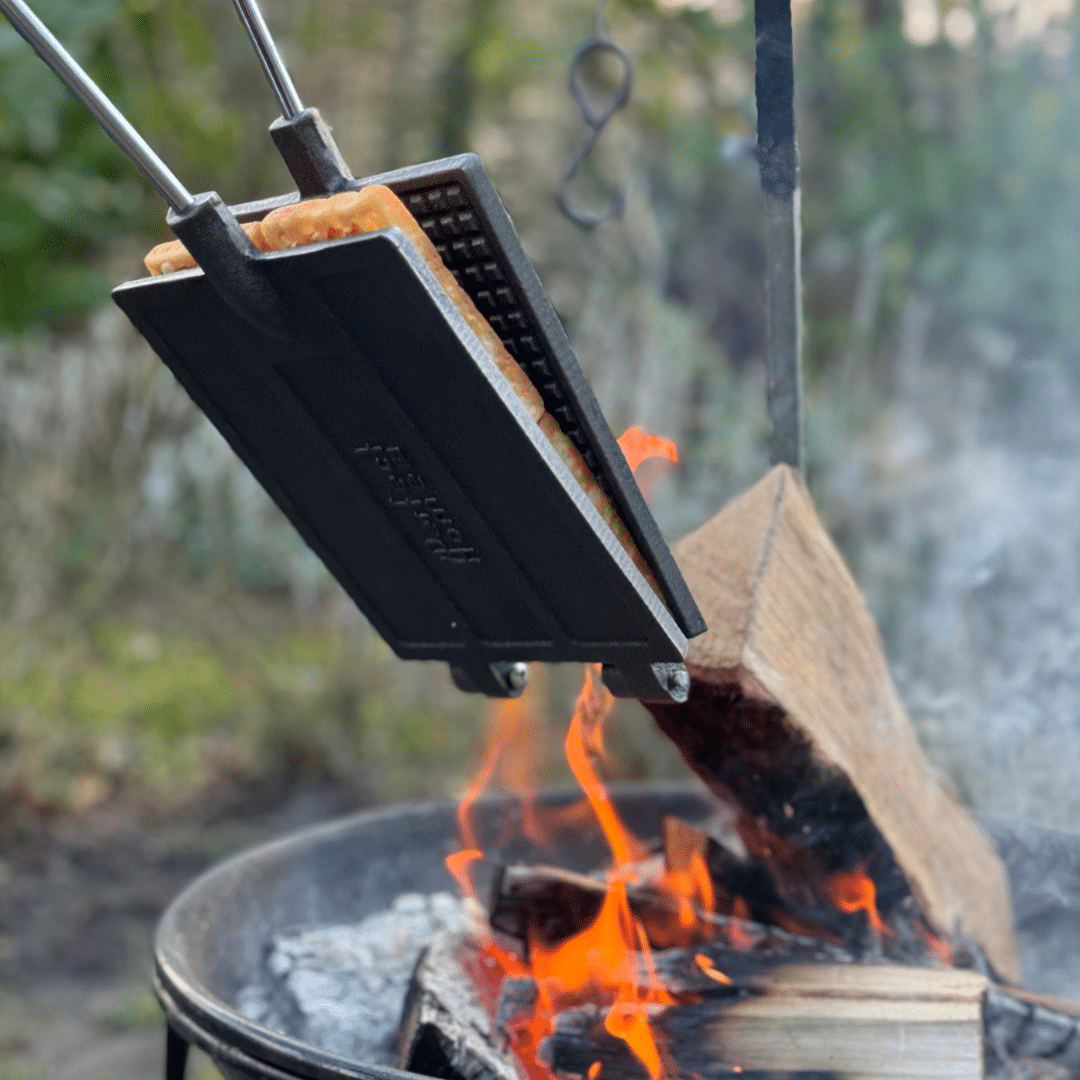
top-left (668, 667), bottom-right (690, 696)
top-left (506, 662), bottom-right (529, 692)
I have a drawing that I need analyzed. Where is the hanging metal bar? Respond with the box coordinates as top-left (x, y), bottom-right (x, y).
top-left (231, 0), bottom-right (304, 120)
top-left (755, 0), bottom-right (804, 472)
top-left (0, 0), bottom-right (195, 213)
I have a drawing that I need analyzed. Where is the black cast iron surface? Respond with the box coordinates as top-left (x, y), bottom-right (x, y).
top-left (114, 155), bottom-right (704, 702)
top-left (154, 784), bottom-right (1080, 1080)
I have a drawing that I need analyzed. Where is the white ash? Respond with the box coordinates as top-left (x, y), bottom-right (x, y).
top-left (236, 891), bottom-right (483, 1064)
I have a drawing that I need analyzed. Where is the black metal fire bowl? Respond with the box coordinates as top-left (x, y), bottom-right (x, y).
top-left (155, 784), bottom-right (713, 1080)
top-left (153, 784), bottom-right (1080, 1080)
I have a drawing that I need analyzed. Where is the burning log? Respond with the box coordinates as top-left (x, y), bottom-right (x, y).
top-left (489, 806), bottom-right (948, 970)
top-left (646, 465), bottom-right (1020, 982)
top-left (488, 862), bottom-right (851, 964)
top-left (527, 966), bottom-right (1080, 1079)
top-left (399, 890), bottom-right (1080, 1080)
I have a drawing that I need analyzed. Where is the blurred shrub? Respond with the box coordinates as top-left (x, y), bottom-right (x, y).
top-left (799, 0), bottom-right (1080, 374)
top-left (0, 0), bottom-right (252, 331)
top-left (0, 607), bottom-right (486, 822)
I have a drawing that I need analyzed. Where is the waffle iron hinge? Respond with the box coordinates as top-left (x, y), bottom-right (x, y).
top-left (451, 660), bottom-right (690, 704)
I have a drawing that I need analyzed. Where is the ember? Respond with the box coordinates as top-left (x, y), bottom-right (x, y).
top-left (825, 867), bottom-right (891, 936)
top-left (615, 428), bottom-right (678, 500)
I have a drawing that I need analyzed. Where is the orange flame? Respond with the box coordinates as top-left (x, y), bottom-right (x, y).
top-left (662, 856), bottom-right (717, 936)
top-left (617, 427), bottom-right (679, 473)
top-left (562, 666), bottom-right (637, 869)
top-left (548, 666), bottom-right (674, 1077)
top-left (826, 868), bottom-right (892, 936)
top-left (446, 675), bottom-right (557, 893)
top-left (450, 667), bottom-right (678, 1080)
top-left (456, 669), bottom-right (602, 855)
top-left (618, 427), bottom-right (678, 500)
top-left (446, 849), bottom-right (484, 896)
top-left (918, 923), bottom-right (956, 966)
top-left (449, 649), bottom-right (735, 1080)
top-left (694, 953), bottom-right (732, 985)
top-left (445, 703), bottom-right (516, 897)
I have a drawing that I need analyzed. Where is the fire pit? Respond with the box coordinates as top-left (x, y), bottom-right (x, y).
top-left (155, 784), bottom-right (1080, 1080)
top-left (155, 785), bottom-right (709, 1080)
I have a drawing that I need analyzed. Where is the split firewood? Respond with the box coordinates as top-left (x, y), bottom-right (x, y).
top-left (397, 932), bottom-right (525, 1080)
top-left (646, 464), bottom-right (1020, 982)
top-left (538, 963), bottom-right (990, 1080)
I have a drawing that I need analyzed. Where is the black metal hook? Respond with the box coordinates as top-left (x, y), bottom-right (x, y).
top-left (557, 23), bottom-right (633, 230)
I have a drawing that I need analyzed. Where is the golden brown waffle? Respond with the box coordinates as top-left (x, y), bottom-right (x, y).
top-left (144, 221), bottom-right (270, 275)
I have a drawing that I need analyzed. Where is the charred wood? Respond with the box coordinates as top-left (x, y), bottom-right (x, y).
top-left (487, 862), bottom-right (850, 963)
top-left (397, 932), bottom-right (524, 1080)
top-left (985, 987), bottom-right (1080, 1073)
top-left (645, 465), bottom-right (1019, 981)
top-left (489, 850), bottom-right (940, 968)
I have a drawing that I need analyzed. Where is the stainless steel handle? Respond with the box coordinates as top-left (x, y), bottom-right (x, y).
top-left (0, 0), bottom-right (195, 213)
top-left (231, 0), bottom-right (304, 119)
top-left (230, 0), bottom-right (353, 197)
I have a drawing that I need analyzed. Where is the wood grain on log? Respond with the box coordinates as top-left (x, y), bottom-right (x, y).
top-left (539, 963), bottom-right (988, 1080)
top-left (647, 465), bottom-right (1019, 982)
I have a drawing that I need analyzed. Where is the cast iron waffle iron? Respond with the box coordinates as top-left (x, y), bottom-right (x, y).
top-left (3, 0), bottom-right (706, 703)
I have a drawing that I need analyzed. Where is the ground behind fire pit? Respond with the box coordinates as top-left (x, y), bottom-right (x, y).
top-left (0, 778), bottom-right (368, 1080)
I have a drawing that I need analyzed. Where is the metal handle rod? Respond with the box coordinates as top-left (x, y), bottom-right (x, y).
top-left (755, 0), bottom-right (804, 472)
top-left (231, 0), bottom-right (304, 119)
top-left (0, 0), bottom-right (195, 213)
